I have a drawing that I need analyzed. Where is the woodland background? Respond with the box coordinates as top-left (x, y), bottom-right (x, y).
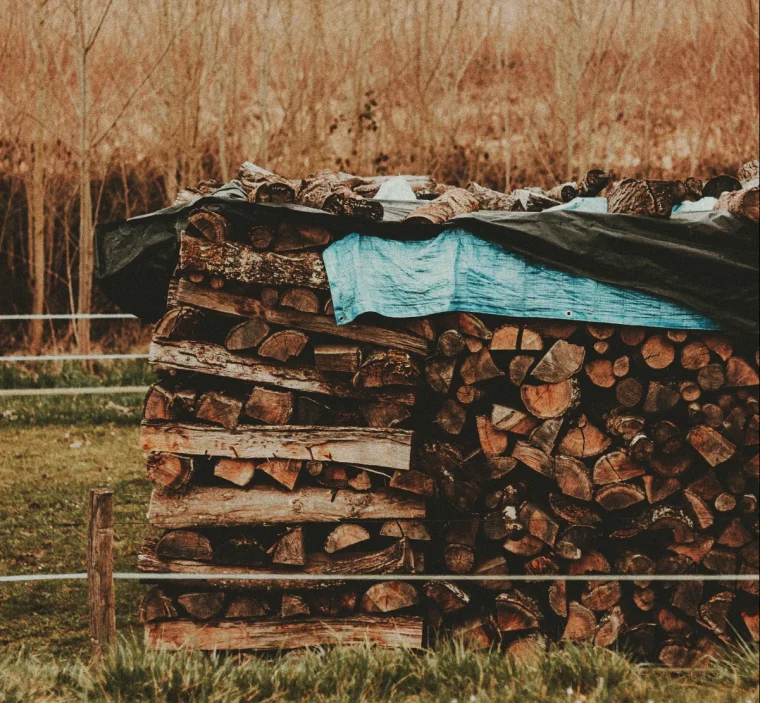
top-left (0, 0), bottom-right (758, 353)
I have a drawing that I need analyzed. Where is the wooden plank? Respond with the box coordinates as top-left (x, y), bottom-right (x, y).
top-left (146, 484), bottom-right (425, 527)
top-left (179, 235), bottom-right (329, 289)
top-left (140, 422), bottom-right (413, 470)
top-left (149, 339), bottom-right (417, 405)
top-left (138, 538), bottom-right (421, 589)
top-left (145, 616), bottom-right (424, 650)
top-left (176, 279), bottom-right (432, 356)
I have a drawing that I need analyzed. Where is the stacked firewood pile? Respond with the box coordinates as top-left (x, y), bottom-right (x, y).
top-left (137, 163), bottom-right (759, 663)
top-left (173, 159), bottom-right (760, 222)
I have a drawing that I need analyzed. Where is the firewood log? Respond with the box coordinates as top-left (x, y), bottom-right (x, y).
top-left (298, 170), bottom-right (384, 221)
top-left (195, 391), bottom-right (242, 430)
top-left (546, 182), bottom-right (578, 202)
top-left (607, 179), bottom-right (677, 217)
top-left (531, 340), bottom-right (585, 383)
top-left (188, 209), bottom-right (230, 242)
top-left (361, 582), bottom-right (419, 613)
top-left (575, 169), bottom-right (611, 197)
top-left (139, 588), bottom-right (178, 623)
top-left (177, 592), bottom-right (225, 621)
top-left (280, 288), bottom-right (320, 314)
top-left (146, 453), bottom-right (196, 491)
top-left (226, 318), bottom-right (271, 351)
top-left (214, 458), bottom-right (256, 487)
top-left (702, 174), bottom-right (742, 198)
top-left (314, 345), bottom-right (362, 373)
top-left (238, 162), bottom-right (297, 204)
top-left (521, 380), bottom-right (575, 418)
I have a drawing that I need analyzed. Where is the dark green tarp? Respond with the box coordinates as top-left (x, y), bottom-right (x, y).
top-left (95, 181), bottom-right (759, 333)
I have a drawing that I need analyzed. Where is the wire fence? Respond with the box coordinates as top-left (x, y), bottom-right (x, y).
top-left (1, 312), bottom-right (150, 397)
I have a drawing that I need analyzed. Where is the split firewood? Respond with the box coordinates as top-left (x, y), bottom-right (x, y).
top-left (390, 470), bottom-right (436, 497)
top-left (435, 399), bottom-right (467, 435)
top-left (214, 458), bottom-right (256, 487)
top-left (177, 592), bottom-right (226, 621)
top-left (244, 387), bottom-right (295, 425)
top-left (314, 345), bottom-right (362, 373)
top-left (195, 391), bottom-right (242, 430)
top-left (461, 348), bottom-right (505, 385)
top-left (324, 524), bottom-right (372, 553)
top-left (226, 317), bottom-right (271, 351)
top-left (509, 356), bottom-right (535, 385)
top-left (354, 349), bottom-right (420, 388)
top-left (226, 595), bottom-right (270, 619)
top-left (139, 588), bottom-right (178, 623)
top-left (558, 416), bottom-right (610, 458)
top-left (273, 527), bottom-right (306, 565)
top-left (257, 459), bottom-right (302, 490)
top-left (281, 593), bottom-right (310, 618)
top-left (531, 340), bottom-right (585, 382)
top-left (258, 330), bottom-right (309, 362)
top-left (376, 520), bottom-right (428, 543)
top-left (280, 288), bottom-right (320, 314)
top-left (146, 453), bottom-right (196, 491)
top-left (495, 590), bottom-right (542, 632)
top-left (361, 582), bottom-right (419, 613)
top-left (423, 581), bottom-right (469, 613)
top-left (156, 530), bottom-right (214, 562)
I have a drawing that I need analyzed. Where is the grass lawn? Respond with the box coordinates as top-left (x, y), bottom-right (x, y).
top-left (0, 421), bottom-right (150, 653)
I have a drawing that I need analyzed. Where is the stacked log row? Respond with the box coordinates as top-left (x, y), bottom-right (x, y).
top-left (140, 217), bottom-right (435, 651)
top-left (140, 206), bottom-right (759, 664)
top-left (413, 317), bottom-right (759, 665)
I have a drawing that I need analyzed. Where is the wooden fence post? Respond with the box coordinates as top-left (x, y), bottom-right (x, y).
top-left (88, 488), bottom-right (116, 659)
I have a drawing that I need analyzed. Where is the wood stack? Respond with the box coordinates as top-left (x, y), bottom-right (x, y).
top-left (140, 171), bottom-right (759, 664)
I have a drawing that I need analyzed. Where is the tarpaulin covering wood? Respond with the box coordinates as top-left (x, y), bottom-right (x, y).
top-left (95, 184), bottom-right (759, 332)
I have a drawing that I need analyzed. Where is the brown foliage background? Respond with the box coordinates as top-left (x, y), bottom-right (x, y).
top-left (0, 0), bottom-right (758, 350)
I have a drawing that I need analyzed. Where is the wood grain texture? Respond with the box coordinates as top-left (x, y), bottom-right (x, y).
top-left (179, 235), bottom-right (329, 289)
top-left (147, 484), bottom-right (425, 527)
top-left (145, 616), bottom-right (424, 650)
top-left (140, 422), bottom-right (413, 470)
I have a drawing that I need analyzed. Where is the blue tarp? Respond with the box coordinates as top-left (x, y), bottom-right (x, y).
top-left (323, 229), bottom-right (718, 329)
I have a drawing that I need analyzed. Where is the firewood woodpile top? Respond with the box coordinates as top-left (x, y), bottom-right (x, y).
top-left (137, 160), bottom-right (759, 664)
top-left (173, 159), bottom-right (760, 223)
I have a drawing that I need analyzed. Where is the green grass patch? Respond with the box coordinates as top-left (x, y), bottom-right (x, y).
top-left (0, 424), bottom-right (150, 652)
top-left (0, 359), bottom-right (153, 424)
top-left (0, 637), bottom-right (757, 702)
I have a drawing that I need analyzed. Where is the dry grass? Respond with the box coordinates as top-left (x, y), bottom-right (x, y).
top-left (0, 0), bottom-right (758, 347)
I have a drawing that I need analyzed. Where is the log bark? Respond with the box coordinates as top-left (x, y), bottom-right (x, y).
top-left (147, 484), bottom-right (424, 527)
top-left (145, 616), bottom-right (423, 650)
top-left (179, 234), bottom-right (329, 289)
top-left (141, 422), bottom-right (412, 470)
top-left (404, 188), bottom-right (479, 224)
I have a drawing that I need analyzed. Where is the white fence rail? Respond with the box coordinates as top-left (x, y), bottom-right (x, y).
top-left (1, 312), bottom-right (150, 397)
